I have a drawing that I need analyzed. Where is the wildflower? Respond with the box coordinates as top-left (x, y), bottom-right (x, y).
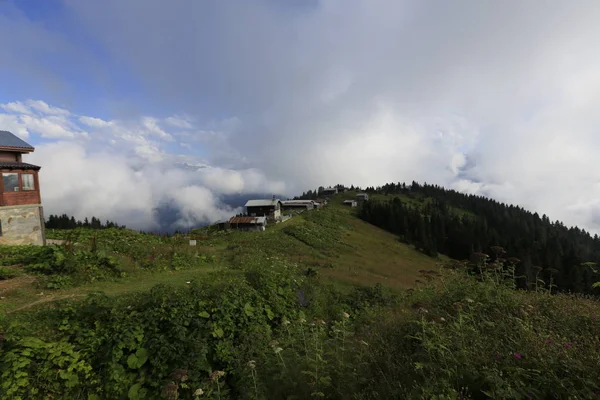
top-left (465, 298), bottom-right (475, 303)
top-left (194, 388), bottom-right (204, 396)
top-left (545, 339), bottom-right (553, 344)
top-left (274, 347), bottom-right (283, 354)
top-left (209, 371), bottom-right (225, 381)
top-left (282, 320), bottom-right (291, 326)
top-left (162, 382), bottom-right (179, 400)
top-left (439, 317), bottom-right (446, 322)
top-left (247, 360), bottom-right (256, 369)
top-left (417, 307), bottom-right (429, 314)
top-left (564, 343), bottom-right (573, 349)
top-left (513, 353), bottom-right (522, 360)
top-left (342, 312), bottom-right (350, 318)
top-left (299, 318), bottom-right (307, 323)
top-left (269, 340), bottom-right (279, 348)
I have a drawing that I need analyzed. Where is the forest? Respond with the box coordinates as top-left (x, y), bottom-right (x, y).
top-left (45, 213), bottom-right (126, 230)
top-left (357, 181), bottom-right (600, 295)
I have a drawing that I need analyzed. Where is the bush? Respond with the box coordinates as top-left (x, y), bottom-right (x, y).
top-left (0, 267), bottom-right (19, 280)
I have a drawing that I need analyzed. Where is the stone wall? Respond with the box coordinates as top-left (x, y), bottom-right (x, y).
top-left (0, 204), bottom-right (45, 245)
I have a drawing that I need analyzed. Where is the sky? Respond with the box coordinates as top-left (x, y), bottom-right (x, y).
top-left (2, 0), bottom-right (600, 233)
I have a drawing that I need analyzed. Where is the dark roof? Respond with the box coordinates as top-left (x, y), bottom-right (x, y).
top-left (0, 131), bottom-right (34, 151)
top-left (0, 162), bottom-right (41, 171)
top-left (229, 216), bottom-right (267, 224)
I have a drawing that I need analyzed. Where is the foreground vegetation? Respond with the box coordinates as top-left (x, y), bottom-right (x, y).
top-left (1, 198), bottom-right (600, 398)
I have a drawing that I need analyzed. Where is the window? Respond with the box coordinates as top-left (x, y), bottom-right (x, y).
top-left (2, 173), bottom-right (18, 192)
top-left (22, 174), bottom-right (35, 191)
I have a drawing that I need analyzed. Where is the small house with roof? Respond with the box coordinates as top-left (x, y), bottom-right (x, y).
top-left (244, 197), bottom-right (283, 220)
top-left (343, 200), bottom-right (357, 207)
top-left (320, 187), bottom-right (338, 196)
top-left (0, 130), bottom-right (46, 245)
top-left (281, 200), bottom-right (314, 212)
top-left (314, 199), bottom-right (327, 208)
top-left (229, 216), bottom-right (267, 232)
top-left (356, 193), bottom-right (369, 206)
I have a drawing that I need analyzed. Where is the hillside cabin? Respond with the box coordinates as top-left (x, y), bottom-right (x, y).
top-left (314, 199), bottom-right (327, 207)
top-left (343, 200), bottom-right (357, 207)
top-left (282, 200), bottom-right (314, 212)
top-left (320, 187), bottom-right (338, 196)
top-left (0, 130), bottom-right (46, 245)
top-left (229, 216), bottom-right (267, 232)
top-left (356, 193), bottom-right (369, 206)
top-left (245, 197), bottom-right (282, 220)
top-left (213, 219), bottom-right (231, 231)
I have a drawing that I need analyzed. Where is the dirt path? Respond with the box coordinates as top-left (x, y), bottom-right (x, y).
top-left (0, 275), bottom-right (36, 291)
top-left (8, 293), bottom-right (85, 313)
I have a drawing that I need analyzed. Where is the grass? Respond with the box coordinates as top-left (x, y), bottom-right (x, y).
top-left (3, 194), bottom-right (600, 398)
top-left (0, 200), bottom-right (441, 313)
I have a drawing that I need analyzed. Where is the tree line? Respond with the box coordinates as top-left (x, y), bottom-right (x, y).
top-left (357, 181), bottom-right (600, 295)
top-left (45, 214), bottom-right (126, 230)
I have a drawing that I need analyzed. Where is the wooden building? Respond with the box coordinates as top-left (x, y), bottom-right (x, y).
top-left (0, 131), bottom-right (46, 245)
top-left (320, 187), bottom-right (338, 196)
top-left (356, 193), bottom-right (369, 206)
top-left (343, 200), bottom-right (357, 207)
top-left (245, 197), bottom-right (282, 220)
top-left (282, 200), bottom-right (314, 212)
top-left (229, 216), bottom-right (267, 232)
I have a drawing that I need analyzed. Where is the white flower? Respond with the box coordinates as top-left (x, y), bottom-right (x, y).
top-left (342, 312), bottom-right (350, 319)
top-left (465, 298), bottom-right (475, 303)
top-left (247, 360), bottom-right (256, 369)
top-left (282, 320), bottom-right (291, 326)
top-left (274, 347), bottom-right (283, 354)
top-left (440, 317), bottom-right (446, 322)
top-left (194, 388), bottom-right (204, 396)
top-left (299, 318), bottom-right (307, 323)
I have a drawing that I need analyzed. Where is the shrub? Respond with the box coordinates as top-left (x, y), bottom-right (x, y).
top-left (0, 267), bottom-right (19, 280)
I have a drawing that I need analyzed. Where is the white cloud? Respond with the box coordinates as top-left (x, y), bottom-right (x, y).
top-left (0, 100), bottom-right (285, 231)
top-left (25, 100), bottom-right (70, 116)
top-left (1, 102), bottom-right (33, 115)
top-left (6, 2), bottom-right (600, 233)
top-left (0, 114), bottom-right (30, 138)
top-left (19, 115), bottom-right (85, 139)
top-left (165, 116), bottom-right (193, 129)
top-left (79, 116), bottom-right (110, 128)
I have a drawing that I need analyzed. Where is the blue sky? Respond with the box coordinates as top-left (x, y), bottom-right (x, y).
top-left (2, 0), bottom-right (600, 233)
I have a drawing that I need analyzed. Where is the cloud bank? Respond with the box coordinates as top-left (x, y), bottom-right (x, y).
top-left (3, 1), bottom-right (600, 233)
top-left (0, 100), bottom-right (285, 231)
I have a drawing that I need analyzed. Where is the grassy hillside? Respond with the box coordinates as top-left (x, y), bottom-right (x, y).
top-left (0, 198), bottom-right (439, 313)
top-left (1, 195), bottom-right (599, 399)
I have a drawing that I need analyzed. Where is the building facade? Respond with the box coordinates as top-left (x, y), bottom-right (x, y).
top-left (245, 198), bottom-right (282, 220)
top-left (0, 131), bottom-right (46, 245)
top-left (356, 193), bottom-right (369, 206)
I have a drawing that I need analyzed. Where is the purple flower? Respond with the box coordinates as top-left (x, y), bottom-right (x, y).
top-left (513, 352), bottom-right (522, 360)
top-left (545, 339), bottom-right (553, 344)
top-left (564, 343), bottom-right (573, 349)
top-left (593, 315), bottom-right (598, 320)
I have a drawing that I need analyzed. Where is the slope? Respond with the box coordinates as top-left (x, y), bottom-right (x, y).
top-left (0, 197), bottom-right (440, 313)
